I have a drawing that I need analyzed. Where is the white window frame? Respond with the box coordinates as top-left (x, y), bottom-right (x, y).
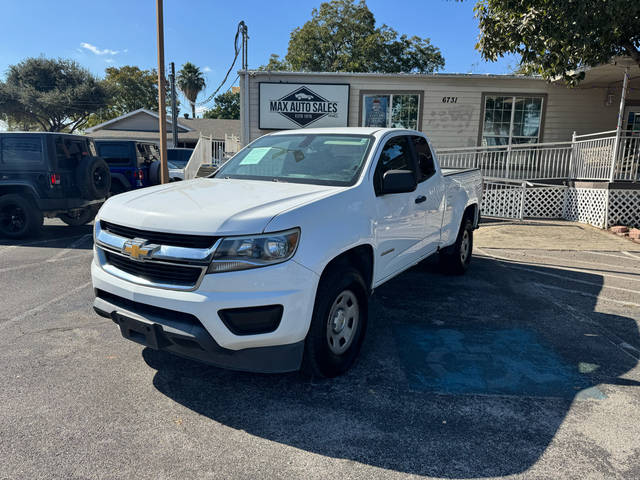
top-left (480, 94), bottom-right (546, 146)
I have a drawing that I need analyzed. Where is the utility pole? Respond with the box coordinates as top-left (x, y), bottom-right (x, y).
top-left (155, 0), bottom-right (169, 184)
top-left (240, 21), bottom-right (249, 146)
top-left (169, 62), bottom-right (178, 148)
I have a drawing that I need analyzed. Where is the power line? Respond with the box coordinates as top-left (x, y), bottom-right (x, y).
top-left (187, 21), bottom-right (246, 109)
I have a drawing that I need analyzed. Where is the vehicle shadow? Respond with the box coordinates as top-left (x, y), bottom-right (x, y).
top-left (142, 256), bottom-right (639, 478)
top-left (0, 221), bottom-right (94, 249)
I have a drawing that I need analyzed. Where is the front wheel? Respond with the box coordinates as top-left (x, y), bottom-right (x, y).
top-left (302, 266), bottom-right (368, 378)
top-left (440, 218), bottom-right (473, 274)
top-left (58, 205), bottom-right (99, 226)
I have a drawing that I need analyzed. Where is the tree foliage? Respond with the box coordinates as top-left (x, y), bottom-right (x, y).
top-left (177, 62), bottom-right (206, 118)
top-left (0, 57), bottom-right (109, 132)
top-left (472, 0), bottom-right (640, 83)
top-left (203, 91), bottom-right (239, 120)
top-left (257, 54), bottom-right (291, 71)
top-left (87, 65), bottom-right (178, 127)
top-left (260, 0), bottom-right (445, 73)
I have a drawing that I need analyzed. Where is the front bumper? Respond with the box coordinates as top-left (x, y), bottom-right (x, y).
top-left (91, 255), bottom-right (319, 372)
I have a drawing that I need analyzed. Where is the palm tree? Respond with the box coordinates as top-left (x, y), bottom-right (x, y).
top-left (177, 62), bottom-right (206, 119)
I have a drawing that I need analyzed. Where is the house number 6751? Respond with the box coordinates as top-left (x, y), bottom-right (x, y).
top-left (442, 96), bottom-right (458, 103)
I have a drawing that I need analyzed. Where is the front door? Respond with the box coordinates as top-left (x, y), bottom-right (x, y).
top-left (373, 135), bottom-right (428, 284)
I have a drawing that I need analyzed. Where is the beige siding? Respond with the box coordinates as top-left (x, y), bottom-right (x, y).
top-left (243, 71), bottom-right (630, 149)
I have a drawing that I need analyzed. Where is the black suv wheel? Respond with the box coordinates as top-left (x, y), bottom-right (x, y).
top-left (77, 157), bottom-right (111, 200)
top-left (0, 194), bottom-right (43, 239)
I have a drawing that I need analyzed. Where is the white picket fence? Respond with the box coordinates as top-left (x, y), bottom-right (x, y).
top-left (438, 130), bottom-right (640, 182)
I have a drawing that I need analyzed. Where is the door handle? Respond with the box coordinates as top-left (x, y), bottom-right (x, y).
top-left (415, 195), bottom-right (427, 204)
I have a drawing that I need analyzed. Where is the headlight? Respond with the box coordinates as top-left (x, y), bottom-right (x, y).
top-left (207, 228), bottom-right (300, 273)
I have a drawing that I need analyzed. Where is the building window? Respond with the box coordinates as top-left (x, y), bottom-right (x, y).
top-left (481, 95), bottom-right (544, 146)
top-left (362, 93), bottom-right (420, 130)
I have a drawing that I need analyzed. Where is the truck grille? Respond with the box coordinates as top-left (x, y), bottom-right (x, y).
top-left (100, 221), bottom-right (217, 249)
top-left (103, 250), bottom-right (203, 287)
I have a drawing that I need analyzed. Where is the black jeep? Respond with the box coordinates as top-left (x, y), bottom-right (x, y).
top-left (0, 132), bottom-right (111, 238)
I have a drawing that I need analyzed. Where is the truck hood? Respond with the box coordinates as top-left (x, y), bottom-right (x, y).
top-left (98, 177), bottom-right (341, 236)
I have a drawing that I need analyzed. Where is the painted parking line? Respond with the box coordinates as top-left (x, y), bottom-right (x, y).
top-left (623, 251), bottom-right (640, 260)
top-left (46, 234), bottom-right (93, 262)
top-left (0, 233), bottom-right (89, 254)
top-left (480, 247), bottom-right (640, 270)
top-left (0, 281), bottom-right (92, 330)
top-left (0, 252), bottom-right (92, 274)
top-left (585, 250), bottom-right (640, 261)
top-left (476, 248), bottom-right (640, 295)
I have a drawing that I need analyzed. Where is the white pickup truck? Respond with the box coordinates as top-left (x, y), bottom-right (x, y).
top-left (92, 128), bottom-right (482, 377)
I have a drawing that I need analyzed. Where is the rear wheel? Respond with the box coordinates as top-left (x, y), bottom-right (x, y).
top-left (58, 205), bottom-right (99, 226)
top-left (440, 218), bottom-right (473, 274)
top-left (302, 266), bottom-right (368, 378)
top-left (0, 194), bottom-right (43, 239)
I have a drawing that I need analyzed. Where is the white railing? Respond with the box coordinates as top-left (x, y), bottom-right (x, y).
top-left (184, 134), bottom-right (212, 180)
top-left (437, 130), bottom-right (639, 182)
top-left (212, 140), bottom-right (225, 162)
top-left (616, 132), bottom-right (640, 181)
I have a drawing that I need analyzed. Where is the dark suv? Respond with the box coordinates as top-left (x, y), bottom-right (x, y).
top-left (94, 140), bottom-right (161, 194)
top-left (0, 132), bottom-right (111, 238)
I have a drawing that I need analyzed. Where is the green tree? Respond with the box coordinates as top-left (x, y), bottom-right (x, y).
top-left (261, 0), bottom-right (445, 73)
top-left (0, 57), bottom-right (109, 132)
top-left (87, 66), bottom-right (179, 127)
top-left (203, 91), bottom-right (240, 120)
top-left (257, 54), bottom-right (291, 71)
top-left (177, 62), bottom-right (206, 118)
top-left (470, 0), bottom-right (640, 83)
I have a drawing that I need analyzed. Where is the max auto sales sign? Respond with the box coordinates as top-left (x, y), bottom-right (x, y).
top-left (259, 83), bottom-right (349, 129)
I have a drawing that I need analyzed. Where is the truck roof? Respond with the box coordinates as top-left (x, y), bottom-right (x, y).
top-left (264, 127), bottom-right (420, 138)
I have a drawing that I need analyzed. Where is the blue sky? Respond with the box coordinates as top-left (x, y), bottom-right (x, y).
top-left (0, 0), bottom-right (518, 115)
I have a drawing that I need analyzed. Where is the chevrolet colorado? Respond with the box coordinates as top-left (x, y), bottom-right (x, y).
top-left (92, 128), bottom-right (482, 377)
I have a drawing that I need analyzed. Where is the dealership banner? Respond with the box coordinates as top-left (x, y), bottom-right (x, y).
top-left (259, 83), bottom-right (349, 129)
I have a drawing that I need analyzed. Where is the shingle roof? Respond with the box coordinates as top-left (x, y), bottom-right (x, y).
top-left (178, 118), bottom-right (241, 139)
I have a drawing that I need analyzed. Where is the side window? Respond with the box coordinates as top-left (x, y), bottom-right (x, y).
top-left (373, 135), bottom-right (416, 195)
top-left (412, 136), bottom-right (436, 181)
top-left (97, 143), bottom-right (132, 166)
top-left (1, 136), bottom-right (43, 166)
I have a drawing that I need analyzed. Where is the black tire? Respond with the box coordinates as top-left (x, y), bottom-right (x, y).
top-left (0, 194), bottom-right (43, 239)
top-left (58, 205), bottom-right (99, 226)
top-left (76, 156), bottom-right (111, 200)
top-left (440, 218), bottom-right (473, 275)
top-left (301, 265), bottom-right (368, 378)
top-left (148, 161), bottom-right (161, 185)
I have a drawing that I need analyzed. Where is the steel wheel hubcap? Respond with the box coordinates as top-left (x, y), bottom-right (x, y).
top-left (326, 290), bottom-right (359, 355)
top-left (460, 230), bottom-right (470, 263)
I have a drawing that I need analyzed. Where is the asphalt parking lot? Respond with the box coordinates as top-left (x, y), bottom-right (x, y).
top-left (1, 219), bottom-right (640, 479)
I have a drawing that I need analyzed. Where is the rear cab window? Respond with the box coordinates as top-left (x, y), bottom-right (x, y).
top-left (0, 135), bottom-right (44, 169)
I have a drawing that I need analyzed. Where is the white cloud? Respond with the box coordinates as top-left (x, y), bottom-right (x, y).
top-left (105, 58), bottom-right (115, 63)
top-left (203, 66), bottom-right (212, 72)
top-left (80, 42), bottom-right (120, 56)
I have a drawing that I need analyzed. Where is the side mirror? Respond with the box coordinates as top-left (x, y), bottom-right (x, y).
top-left (381, 170), bottom-right (417, 194)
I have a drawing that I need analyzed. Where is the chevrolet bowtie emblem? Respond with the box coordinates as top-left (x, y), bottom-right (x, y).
top-left (122, 238), bottom-right (159, 261)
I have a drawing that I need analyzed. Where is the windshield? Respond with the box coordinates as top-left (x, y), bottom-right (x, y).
top-left (215, 134), bottom-right (373, 186)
